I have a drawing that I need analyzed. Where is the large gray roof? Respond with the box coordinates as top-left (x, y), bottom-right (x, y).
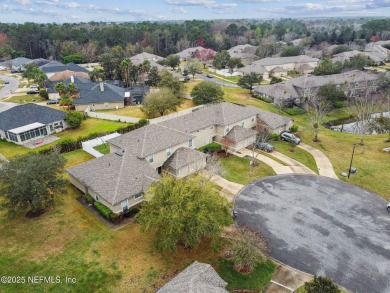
top-left (254, 55), bottom-right (319, 66)
top-left (0, 57), bottom-right (32, 67)
top-left (107, 124), bottom-right (194, 158)
top-left (73, 83), bottom-right (125, 104)
top-left (159, 102), bottom-right (262, 134)
top-left (40, 62), bottom-right (89, 74)
top-left (157, 261), bottom-right (228, 293)
top-left (177, 46), bottom-right (205, 59)
top-left (163, 147), bottom-right (207, 170)
top-left (238, 63), bottom-right (267, 75)
top-left (257, 108), bottom-right (293, 129)
top-left (0, 103), bottom-right (66, 131)
top-left (226, 125), bottom-right (257, 143)
top-left (67, 150), bottom-right (159, 205)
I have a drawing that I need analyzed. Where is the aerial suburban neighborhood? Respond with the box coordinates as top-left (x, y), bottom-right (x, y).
top-left (0, 2), bottom-right (389, 293)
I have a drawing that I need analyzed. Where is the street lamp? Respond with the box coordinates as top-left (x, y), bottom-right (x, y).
top-left (348, 143), bottom-right (357, 179)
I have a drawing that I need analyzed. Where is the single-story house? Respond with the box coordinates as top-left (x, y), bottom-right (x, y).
top-left (228, 44), bottom-right (258, 66)
top-left (163, 147), bottom-right (208, 178)
top-left (157, 261), bottom-right (228, 293)
top-left (0, 57), bottom-right (32, 71)
top-left (0, 103), bottom-right (67, 145)
top-left (177, 46), bottom-right (205, 61)
top-left (270, 66), bottom-right (288, 78)
top-left (40, 61), bottom-right (89, 78)
top-left (67, 150), bottom-right (160, 214)
top-left (49, 70), bottom-right (91, 82)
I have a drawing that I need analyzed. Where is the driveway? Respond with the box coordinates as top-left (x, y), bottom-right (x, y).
top-left (235, 174), bottom-right (390, 293)
top-left (0, 74), bottom-right (20, 99)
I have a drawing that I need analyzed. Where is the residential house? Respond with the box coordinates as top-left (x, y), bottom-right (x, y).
top-left (67, 102), bottom-right (292, 213)
top-left (0, 103), bottom-right (67, 145)
top-left (0, 57), bottom-right (32, 72)
top-left (332, 42), bottom-right (390, 65)
top-left (177, 46), bottom-right (205, 61)
top-left (254, 70), bottom-right (381, 106)
top-left (157, 261), bottom-right (228, 293)
top-left (124, 85), bottom-right (150, 105)
top-left (130, 52), bottom-right (165, 70)
top-left (227, 44), bottom-right (258, 66)
top-left (40, 61), bottom-right (89, 78)
top-left (49, 70), bottom-right (90, 82)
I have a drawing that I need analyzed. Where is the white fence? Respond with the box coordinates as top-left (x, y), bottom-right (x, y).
top-left (82, 132), bottom-right (121, 158)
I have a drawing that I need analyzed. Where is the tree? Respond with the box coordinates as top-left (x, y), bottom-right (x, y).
top-left (0, 152), bottom-right (66, 218)
top-left (213, 50), bottom-right (230, 70)
top-left (63, 53), bottom-right (87, 64)
top-left (224, 226), bottom-right (269, 273)
top-left (227, 57), bottom-right (243, 75)
top-left (59, 93), bottom-right (73, 110)
top-left (317, 83), bottom-right (347, 108)
top-left (136, 175), bottom-right (232, 251)
top-left (67, 83), bottom-right (79, 99)
top-left (237, 72), bottom-right (262, 93)
top-left (313, 59), bottom-right (343, 76)
top-left (55, 82), bottom-right (67, 97)
top-left (191, 81), bottom-right (224, 105)
top-left (204, 154), bottom-right (225, 180)
top-left (166, 54), bottom-right (180, 69)
top-left (186, 58), bottom-right (201, 80)
top-left (141, 88), bottom-right (182, 118)
top-left (305, 276), bottom-right (341, 293)
top-left (158, 71), bottom-right (185, 96)
top-left (307, 98), bottom-right (329, 142)
top-left (66, 111), bottom-right (83, 129)
top-left (146, 66), bottom-right (161, 86)
top-left (194, 48), bottom-right (215, 68)
top-left (39, 89), bottom-right (49, 100)
top-left (220, 136), bottom-right (233, 154)
top-left (88, 68), bottom-right (104, 82)
top-left (280, 45), bottom-right (302, 57)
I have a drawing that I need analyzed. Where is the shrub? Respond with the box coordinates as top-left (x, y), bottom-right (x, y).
top-left (109, 212), bottom-right (121, 223)
top-left (94, 201), bottom-right (112, 220)
top-left (198, 142), bottom-right (222, 153)
top-left (39, 89), bottom-right (49, 100)
top-left (66, 111), bottom-right (84, 129)
top-left (85, 194), bottom-right (95, 204)
top-left (271, 133), bottom-right (279, 141)
top-left (290, 124), bottom-right (298, 132)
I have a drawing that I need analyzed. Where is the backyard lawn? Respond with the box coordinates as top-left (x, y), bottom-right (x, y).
top-left (93, 143), bottom-right (110, 155)
top-left (220, 155), bottom-right (276, 185)
top-left (5, 94), bottom-right (46, 104)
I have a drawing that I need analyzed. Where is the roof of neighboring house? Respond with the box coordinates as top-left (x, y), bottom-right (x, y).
top-left (0, 103), bottom-right (66, 131)
top-left (67, 150), bottom-right (160, 205)
top-left (238, 63), bottom-right (267, 75)
top-left (297, 64), bottom-right (313, 71)
top-left (125, 85), bottom-right (149, 97)
top-left (228, 44), bottom-right (257, 54)
top-left (0, 101), bottom-right (18, 113)
top-left (159, 102), bottom-right (262, 134)
top-left (177, 46), bottom-right (204, 59)
top-left (254, 55), bottom-right (320, 67)
top-left (27, 58), bottom-right (52, 67)
top-left (225, 125), bottom-right (257, 143)
top-left (254, 82), bottom-right (300, 99)
top-left (40, 62), bottom-right (89, 74)
top-left (332, 50), bottom-right (362, 63)
top-left (107, 124), bottom-right (195, 159)
top-left (130, 52), bottom-right (164, 64)
top-left (271, 66), bottom-right (287, 73)
top-left (257, 108), bottom-right (293, 129)
top-left (49, 70), bottom-right (91, 81)
top-left (157, 261), bottom-right (228, 293)
top-left (105, 79), bottom-right (125, 87)
top-left (163, 147), bottom-right (207, 170)
top-left (6, 57), bottom-right (32, 67)
top-left (73, 83), bottom-right (125, 105)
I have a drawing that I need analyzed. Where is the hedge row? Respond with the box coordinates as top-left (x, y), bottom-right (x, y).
top-left (93, 201), bottom-right (112, 220)
top-left (39, 119), bottom-right (148, 155)
top-left (198, 142), bottom-right (222, 153)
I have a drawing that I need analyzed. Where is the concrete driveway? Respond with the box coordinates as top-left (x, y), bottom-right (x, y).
top-left (0, 74), bottom-right (20, 99)
top-left (235, 174), bottom-right (390, 293)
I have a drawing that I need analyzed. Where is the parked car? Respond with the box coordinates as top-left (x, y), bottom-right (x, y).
top-left (3, 80), bottom-right (9, 84)
top-left (206, 74), bottom-right (213, 78)
top-left (280, 132), bottom-right (301, 144)
top-left (256, 142), bottom-right (274, 152)
top-left (183, 76), bottom-right (191, 82)
top-left (27, 90), bottom-right (39, 95)
top-left (46, 99), bottom-right (59, 105)
top-left (387, 203), bottom-right (390, 212)
top-left (30, 84), bottom-right (39, 88)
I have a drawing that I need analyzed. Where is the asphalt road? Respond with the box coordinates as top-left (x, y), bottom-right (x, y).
top-left (235, 174), bottom-right (390, 293)
top-left (195, 73), bottom-right (239, 88)
top-left (0, 74), bottom-right (20, 99)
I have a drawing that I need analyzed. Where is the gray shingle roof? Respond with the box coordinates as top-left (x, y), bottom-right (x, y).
top-left (67, 150), bottom-right (160, 205)
top-left (226, 125), bottom-right (257, 143)
top-left (0, 57), bottom-right (32, 67)
top-left (0, 103), bottom-right (66, 131)
top-left (107, 124), bottom-right (194, 158)
top-left (157, 261), bottom-right (228, 293)
top-left (257, 108), bottom-right (293, 129)
top-left (163, 147), bottom-right (207, 170)
top-left (238, 63), bottom-right (267, 75)
top-left (74, 83), bottom-right (125, 104)
top-left (40, 62), bottom-right (89, 74)
top-left (159, 102), bottom-right (262, 134)
top-left (254, 55), bottom-right (319, 66)
top-left (177, 46), bottom-right (205, 59)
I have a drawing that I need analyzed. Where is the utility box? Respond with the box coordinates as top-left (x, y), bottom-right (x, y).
top-left (350, 167), bottom-right (357, 174)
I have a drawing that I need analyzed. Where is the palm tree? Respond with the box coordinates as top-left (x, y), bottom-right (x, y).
top-left (120, 58), bottom-right (132, 87)
top-left (88, 68), bottom-right (104, 82)
top-left (67, 83), bottom-right (79, 99)
top-left (55, 82), bottom-right (67, 97)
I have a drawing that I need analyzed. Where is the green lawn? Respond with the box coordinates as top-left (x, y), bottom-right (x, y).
top-left (5, 95), bottom-right (46, 104)
top-left (217, 258), bottom-right (276, 291)
top-left (296, 280), bottom-right (348, 293)
top-left (220, 155), bottom-right (276, 185)
top-left (63, 149), bottom-right (95, 168)
top-left (93, 143), bottom-right (110, 155)
top-left (270, 140), bottom-right (319, 174)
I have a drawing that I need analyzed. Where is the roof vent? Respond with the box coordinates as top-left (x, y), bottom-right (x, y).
top-left (70, 75), bottom-right (74, 83)
top-left (115, 149), bottom-right (125, 156)
top-left (100, 82), bottom-right (104, 92)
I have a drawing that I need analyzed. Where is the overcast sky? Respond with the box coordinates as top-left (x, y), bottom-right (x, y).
top-left (0, 0), bottom-right (389, 23)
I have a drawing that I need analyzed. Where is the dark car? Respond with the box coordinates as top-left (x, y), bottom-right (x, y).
top-left (27, 90), bottom-right (39, 95)
top-left (256, 142), bottom-right (274, 152)
top-left (46, 99), bottom-right (59, 105)
top-left (183, 76), bottom-right (191, 82)
top-left (206, 74), bottom-right (213, 78)
top-left (3, 80), bottom-right (9, 84)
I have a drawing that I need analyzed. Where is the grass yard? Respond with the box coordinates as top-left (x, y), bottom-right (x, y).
top-left (220, 155), bottom-right (276, 185)
top-left (93, 143), bottom-right (110, 155)
top-left (270, 140), bottom-right (319, 174)
top-left (217, 258), bottom-right (276, 291)
top-left (5, 94), bottom-right (46, 104)
top-left (296, 280), bottom-right (348, 293)
top-left (63, 149), bottom-right (95, 168)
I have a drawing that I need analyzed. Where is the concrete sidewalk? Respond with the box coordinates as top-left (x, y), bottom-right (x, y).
top-left (298, 143), bottom-right (339, 179)
top-left (200, 170), bottom-right (244, 201)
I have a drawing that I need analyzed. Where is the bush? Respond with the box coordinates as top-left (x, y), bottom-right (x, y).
top-left (94, 201), bottom-right (112, 220)
top-left (271, 133), bottom-right (279, 141)
top-left (66, 111), bottom-right (84, 129)
top-left (198, 142), bottom-right (222, 153)
top-left (85, 193), bottom-right (95, 204)
top-left (39, 89), bottom-right (49, 100)
top-left (290, 124), bottom-right (299, 132)
top-left (109, 212), bottom-right (121, 223)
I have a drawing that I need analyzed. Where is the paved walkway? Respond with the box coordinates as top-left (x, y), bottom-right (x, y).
top-left (297, 143), bottom-right (339, 179)
top-left (200, 170), bottom-right (244, 201)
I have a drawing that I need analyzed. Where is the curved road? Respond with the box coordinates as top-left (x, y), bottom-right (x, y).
top-left (235, 174), bottom-right (390, 293)
top-left (0, 74), bottom-right (20, 100)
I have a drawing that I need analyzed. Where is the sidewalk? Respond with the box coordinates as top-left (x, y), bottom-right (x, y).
top-left (298, 143), bottom-right (339, 179)
top-left (200, 170), bottom-right (244, 201)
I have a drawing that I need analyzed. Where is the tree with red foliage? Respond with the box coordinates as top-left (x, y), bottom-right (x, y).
top-left (0, 33), bottom-right (8, 47)
top-left (196, 38), bottom-right (205, 47)
top-left (370, 35), bottom-right (380, 43)
top-left (195, 48), bottom-right (215, 68)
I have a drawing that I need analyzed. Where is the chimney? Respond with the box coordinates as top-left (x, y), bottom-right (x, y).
top-left (100, 82), bottom-right (104, 92)
top-left (70, 75), bottom-right (74, 83)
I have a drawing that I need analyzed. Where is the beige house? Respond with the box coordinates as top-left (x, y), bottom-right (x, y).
top-left (67, 102), bottom-right (293, 214)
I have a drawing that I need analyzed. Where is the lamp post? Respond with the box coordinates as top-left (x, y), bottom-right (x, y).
top-left (348, 143), bottom-right (357, 179)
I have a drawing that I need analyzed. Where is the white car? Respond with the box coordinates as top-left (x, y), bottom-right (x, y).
top-left (30, 84), bottom-right (39, 88)
top-left (280, 132), bottom-right (301, 145)
top-left (387, 203), bottom-right (390, 212)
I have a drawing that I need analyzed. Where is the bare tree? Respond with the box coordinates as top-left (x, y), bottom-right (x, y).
top-left (204, 154), bottom-right (225, 180)
top-left (307, 98), bottom-right (329, 142)
top-left (220, 136), bottom-right (233, 154)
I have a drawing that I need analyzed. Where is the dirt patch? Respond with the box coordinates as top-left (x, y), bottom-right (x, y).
top-left (26, 209), bottom-right (45, 218)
